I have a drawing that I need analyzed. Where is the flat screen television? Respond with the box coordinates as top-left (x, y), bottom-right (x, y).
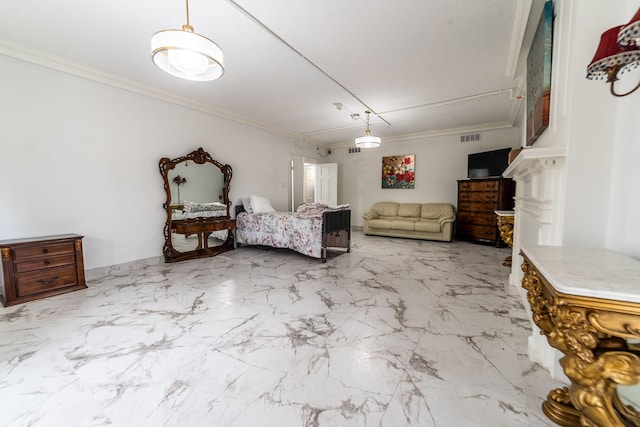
top-left (467, 148), bottom-right (511, 179)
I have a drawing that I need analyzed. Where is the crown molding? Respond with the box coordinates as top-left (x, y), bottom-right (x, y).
top-left (505, 0), bottom-right (533, 78)
top-left (0, 40), bottom-right (297, 140)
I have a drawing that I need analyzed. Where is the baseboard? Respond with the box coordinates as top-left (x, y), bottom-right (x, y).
top-left (85, 256), bottom-right (163, 281)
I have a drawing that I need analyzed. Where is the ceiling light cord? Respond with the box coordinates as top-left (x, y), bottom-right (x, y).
top-left (182, 0), bottom-right (194, 32)
top-left (377, 88), bottom-right (523, 115)
top-left (223, 0), bottom-right (391, 128)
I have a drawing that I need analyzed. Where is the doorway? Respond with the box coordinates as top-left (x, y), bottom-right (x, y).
top-left (291, 156), bottom-right (338, 209)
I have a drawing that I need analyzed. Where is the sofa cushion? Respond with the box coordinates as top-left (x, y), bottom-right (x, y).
top-left (421, 203), bottom-right (454, 220)
top-left (368, 219), bottom-right (392, 229)
top-left (390, 220), bottom-right (416, 231)
top-left (398, 203), bottom-right (421, 218)
top-left (415, 220), bottom-right (441, 233)
top-left (373, 202), bottom-right (400, 219)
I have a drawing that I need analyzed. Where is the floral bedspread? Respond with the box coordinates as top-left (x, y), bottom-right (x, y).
top-left (236, 211), bottom-right (324, 258)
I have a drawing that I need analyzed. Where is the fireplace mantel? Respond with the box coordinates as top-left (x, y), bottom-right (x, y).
top-left (502, 145), bottom-right (568, 376)
top-left (503, 146), bottom-right (568, 179)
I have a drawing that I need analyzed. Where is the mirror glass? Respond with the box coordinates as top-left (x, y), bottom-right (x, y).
top-left (169, 162), bottom-right (228, 253)
top-left (169, 161), bottom-right (225, 206)
top-left (159, 147), bottom-right (233, 262)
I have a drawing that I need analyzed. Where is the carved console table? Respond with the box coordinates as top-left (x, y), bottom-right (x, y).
top-left (521, 245), bottom-right (640, 427)
top-left (495, 210), bottom-right (514, 266)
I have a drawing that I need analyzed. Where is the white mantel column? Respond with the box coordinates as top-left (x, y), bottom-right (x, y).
top-left (503, 146), bottom-right (568, 376)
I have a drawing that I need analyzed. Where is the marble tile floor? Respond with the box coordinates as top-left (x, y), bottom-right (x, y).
top-left (0, 231), bottom-right (565, 427)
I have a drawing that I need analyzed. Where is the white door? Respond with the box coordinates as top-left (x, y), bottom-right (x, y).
top-left (304, 163), bottom-right (317, 203)
top-left (314, 163), bottom-right (338, 206)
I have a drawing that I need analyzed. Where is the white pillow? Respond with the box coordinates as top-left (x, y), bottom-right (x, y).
top-left (249, 195), bottom-right (275, 214)
top-left (241, 197), bottom-right (253, 214)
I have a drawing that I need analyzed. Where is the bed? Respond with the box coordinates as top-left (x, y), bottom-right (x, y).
top-left (235, 202), bottom-right (351, 262)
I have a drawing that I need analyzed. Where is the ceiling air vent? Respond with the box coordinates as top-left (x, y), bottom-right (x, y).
top-left (348, 147), bottom-right (361, 154)
top-left (460, 133), bottom-right (481, 143)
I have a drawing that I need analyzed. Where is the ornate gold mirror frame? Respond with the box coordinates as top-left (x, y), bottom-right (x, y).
top-left (159, 147), bottom-right (235, 263)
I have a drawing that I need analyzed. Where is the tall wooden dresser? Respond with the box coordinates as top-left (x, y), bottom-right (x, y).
top-left (0, 234), bottom-right (86, 306)
top-left (456, 177), bottom-right (515, 246)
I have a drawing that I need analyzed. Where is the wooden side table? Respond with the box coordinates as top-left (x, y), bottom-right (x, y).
top-left (521, 245), bottom-right (640, 427)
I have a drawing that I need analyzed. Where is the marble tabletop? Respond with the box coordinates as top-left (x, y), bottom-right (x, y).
top-left (495, 210), bottom-right (515, 217)
top-left (521, 245), bottom-right (640, 303)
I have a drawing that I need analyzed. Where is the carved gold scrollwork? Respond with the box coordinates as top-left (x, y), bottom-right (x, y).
top-left (497, 215), bottom-right (514, 247)
top-left (496, 215), bottom-right (514, 266)
top-left (563, 351), bottom-right (640, 427)
top-left (612, 392), bottom-right (640, 426)
top-left (521, 261), bottom-right (556, 339)
top-left (1, 247), bottom-right (10, 261)
top-left (542, 387), bottom-right (582, 427)
top-left (554, 305), bottom-right (599, 364)
top-left (589, 311), bottom-right (640, 339)
top-left (75, 239), bottom-right (82, 252)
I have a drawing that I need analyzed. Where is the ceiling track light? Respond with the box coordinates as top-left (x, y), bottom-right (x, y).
top-left (151, 0), bottom-right (224, 81)
top-left (355, 110), bottom-right (381, 148)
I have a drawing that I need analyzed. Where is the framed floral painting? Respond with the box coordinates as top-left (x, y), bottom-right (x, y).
top-left (382, 155), bottom-right (415, 189)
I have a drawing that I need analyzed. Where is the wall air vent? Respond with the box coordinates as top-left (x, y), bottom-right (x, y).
top-left (348, 147), bottom-right (361, 154)
top-left (460, 133), bottom-right (482, 143)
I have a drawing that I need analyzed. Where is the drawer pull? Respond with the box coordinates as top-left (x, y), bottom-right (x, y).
top-left (36, 275), bottom-right (60, 285)
top-left (43, 248), bottom-right (49, 254)
top-left (44, 260), bottom-right (50, 266)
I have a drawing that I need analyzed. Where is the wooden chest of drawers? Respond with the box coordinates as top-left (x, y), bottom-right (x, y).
top-left (456, 178), bottom-right (515, 245)
top-left (0, 234), bottom-right (86, 306)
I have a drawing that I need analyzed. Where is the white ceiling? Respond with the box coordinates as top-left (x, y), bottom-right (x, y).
top-left (0, 0), bottom-right (545, 147)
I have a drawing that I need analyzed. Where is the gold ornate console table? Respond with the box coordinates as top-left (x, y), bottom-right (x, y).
top-left (521, 245), bottom-right (640, 427)
top-left (495, 210), bottom-right (514, 266)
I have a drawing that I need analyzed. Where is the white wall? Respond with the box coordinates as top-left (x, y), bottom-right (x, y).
top-left (334, 128), bottom-right (521, 227)
top-left (0, 55), bottom-right (318, 271)
top-left (560, 1), bottom-right (619, 249)
top-left (521, 0), bottom-right (640, 258)
top-left (504, 0), bottom-right (640, 378)
top-left (607, 63), bottom-right (640, 256)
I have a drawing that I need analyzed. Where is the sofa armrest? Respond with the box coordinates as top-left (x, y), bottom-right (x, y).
top-left (362, 210), bottom-right (379, 221)
top-left (439, 216), bottom-right (455, 225)
top-left (438, 205), bottom-right (456, 225)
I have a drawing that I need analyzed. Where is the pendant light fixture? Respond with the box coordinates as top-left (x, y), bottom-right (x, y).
top-left (355, 110), bottom-right (381, 148)
top-left (151, 0), bottom-right (224, 81)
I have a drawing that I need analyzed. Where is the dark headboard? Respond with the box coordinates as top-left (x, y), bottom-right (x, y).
top-left (323, 209), bottom-right (351, 233)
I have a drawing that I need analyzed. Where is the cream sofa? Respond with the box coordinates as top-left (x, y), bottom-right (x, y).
top-left (362, 202), bottom-right (455, 242)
